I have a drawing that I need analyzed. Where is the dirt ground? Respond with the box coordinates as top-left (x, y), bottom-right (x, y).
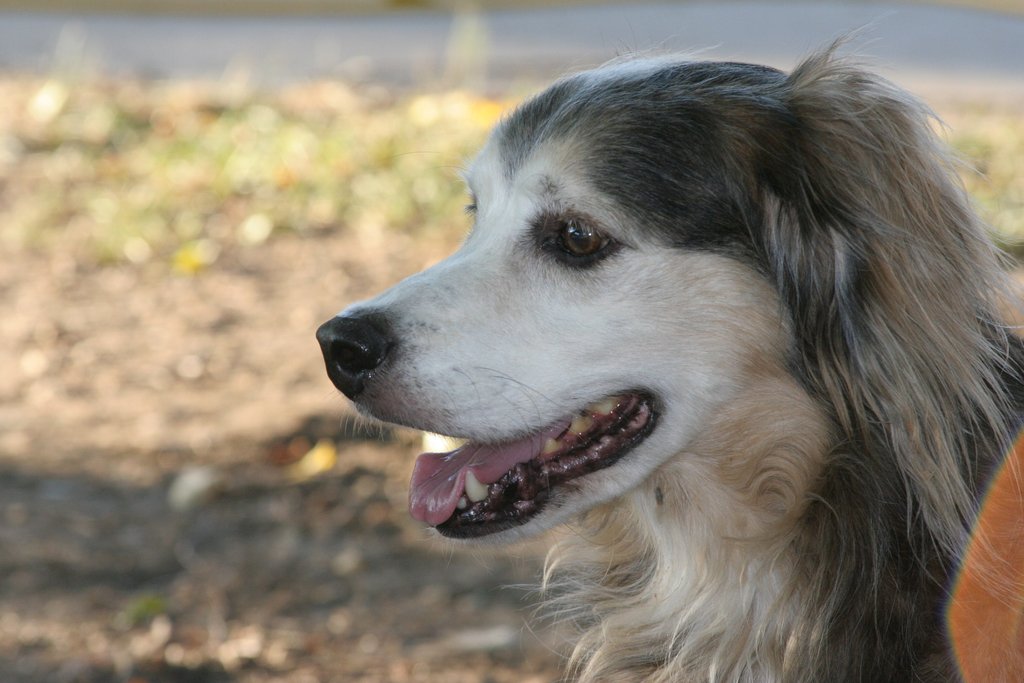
top-left (0, 225), bottom-right (565, 682)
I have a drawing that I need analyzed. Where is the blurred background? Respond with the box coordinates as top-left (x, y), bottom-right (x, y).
top-left (0, 2), bottom-right (1022, 682)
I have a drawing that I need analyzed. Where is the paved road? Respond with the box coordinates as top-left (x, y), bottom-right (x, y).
top-left (1, 2), bottom-right (1022, 100)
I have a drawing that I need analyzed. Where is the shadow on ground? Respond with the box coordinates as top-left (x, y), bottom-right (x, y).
top-left (0, 416), bottom-right (561, 682)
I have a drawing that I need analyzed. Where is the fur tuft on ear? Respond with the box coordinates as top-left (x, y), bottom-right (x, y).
top-left (763, 45), bottom-right (1020, 560)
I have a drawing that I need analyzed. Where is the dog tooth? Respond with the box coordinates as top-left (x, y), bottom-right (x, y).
top-left (542, 438), bottom-right (560, 455)
top-left (569, 414), bottom-right (594, 435)
top-left (590, 396), bottom-right (621, 415)
top-left (457, 496), bottom-right (468, 510)
top-left (464, 470), bottom-right (488, 503)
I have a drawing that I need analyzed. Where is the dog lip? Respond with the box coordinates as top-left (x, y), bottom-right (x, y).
top-left (428, 392), bottom-right (658, 539)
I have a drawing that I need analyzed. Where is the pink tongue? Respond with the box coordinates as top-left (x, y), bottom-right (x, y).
top-left (409, 421), bottom-right (569, 526)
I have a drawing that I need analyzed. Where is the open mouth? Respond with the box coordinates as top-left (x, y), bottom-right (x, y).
top-left (408, 392), bottom-right (657, 539)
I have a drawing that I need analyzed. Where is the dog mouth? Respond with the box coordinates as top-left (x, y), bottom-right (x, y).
top-left (408, 392), bottom-right (657, 538)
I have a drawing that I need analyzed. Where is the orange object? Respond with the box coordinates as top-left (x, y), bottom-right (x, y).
top-left (948, 430), bottom-right (1024, 681)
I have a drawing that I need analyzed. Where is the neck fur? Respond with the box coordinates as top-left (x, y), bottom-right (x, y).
top-left (543, 373), bottom-right (831, 683)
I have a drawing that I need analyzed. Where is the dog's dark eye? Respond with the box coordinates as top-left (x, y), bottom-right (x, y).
top-left (559, 219), bottom-right (608, 258)
top-left (534, 212), bottom-right (618, 268)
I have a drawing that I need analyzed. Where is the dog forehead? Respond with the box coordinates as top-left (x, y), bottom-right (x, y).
top-left (482, 58), bottom-right (797, 258)
top-left (465, 134), bottom-right (575, 214)
top-left (463, 57), bottom-right (799, 262)
top-left (491, 56), bottom-right (788, 174)
top-left (490, 58), bottom-right (707, 180)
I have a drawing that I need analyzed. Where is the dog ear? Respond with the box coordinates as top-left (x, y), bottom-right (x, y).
top-left (758, 47), bottom-right (1017, 555)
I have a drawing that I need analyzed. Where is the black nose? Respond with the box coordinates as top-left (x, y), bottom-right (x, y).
top-left (316, 313), bottom-right (394, 399)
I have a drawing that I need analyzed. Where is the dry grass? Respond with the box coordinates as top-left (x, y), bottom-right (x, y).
top-left (0, 77), bottom-right (508, 272)
top-left (945, 106), bottom-right (1024, 251)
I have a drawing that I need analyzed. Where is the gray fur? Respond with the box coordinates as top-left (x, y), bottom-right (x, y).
top-left (500, 47), bottom-right (1024, 681)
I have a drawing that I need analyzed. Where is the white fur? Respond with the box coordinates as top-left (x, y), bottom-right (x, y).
top-left (344, 142), bottom-right (788, 542)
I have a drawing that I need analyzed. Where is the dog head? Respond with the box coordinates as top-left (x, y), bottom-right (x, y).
top-left (317, 51), bottom-right (1010, 547)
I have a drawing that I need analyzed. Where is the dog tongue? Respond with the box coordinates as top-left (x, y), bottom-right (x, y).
top-left (409, 421), bottom-right (569, 526)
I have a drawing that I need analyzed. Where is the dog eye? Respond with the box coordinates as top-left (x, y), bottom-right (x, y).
top-left (534, 212), bottom-right (618, 268)
top-left (559, 219), bottom-right (608, 257)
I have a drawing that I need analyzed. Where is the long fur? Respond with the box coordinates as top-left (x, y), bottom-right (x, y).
top-left (536, 49), bottom-right (1024, 681)
top-left (321, 45), bottom-right (1024, 682)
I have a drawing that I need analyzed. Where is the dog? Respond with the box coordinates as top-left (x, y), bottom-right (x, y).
top-left (317, 46), bottom-right (1024, 681)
